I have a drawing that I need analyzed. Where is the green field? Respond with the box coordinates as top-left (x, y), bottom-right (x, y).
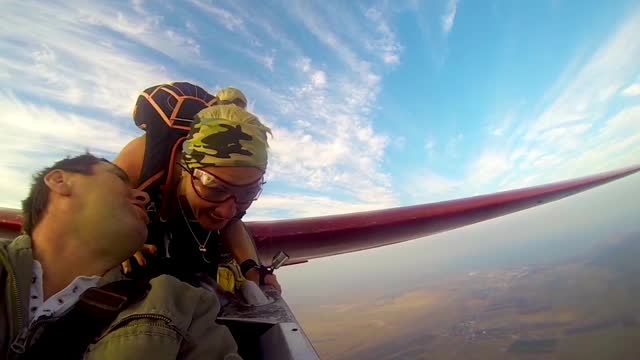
top-left (294, 234), bottom-right (640, 359)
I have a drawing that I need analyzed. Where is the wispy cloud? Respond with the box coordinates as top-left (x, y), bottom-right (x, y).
top-left (599, 106), bottom-right (640, 139)
top-left (466, 151), bottom-right (513, 189)
top-left (244, 3), bottom-right (401, 210)
top-left (131, 0), bottom-right (145, 13)
top-left (526, 9), bottom-right (640, 138)
top-left (0, 93), bottom-right (136, 207)
top-left (488, 107), bottom-right (519, 137)
top-left (288, 2), bottom-right (370, 75)
top-left (516, 8), bottom-right (640, 182)
top-left (440, 7), bottom-right (640, 197)
top-left (442, 0), bottom-right (459, 34)
top-left (0, 1), bottom-right (178, 116)
top-left (408, 172), bottom-right (462, 202)
top-left (365, 7), bottom-right (403, 65)
top-left (621, 83), bottom-right (640, 97)
top-left (188, 0), bottom-right (246, 32)
top-left (218, 0), bottom-right (304, 58)
top-left (425, 137), bottom-right (436, 157)
top-left (225, 44), bottom-right (278, 71)
top-left (79, 3), bottom-right (202, 60)
top-left (445, 133), bottom-right (464, 157)
top-left (247, 193), bottom-right (393, 220)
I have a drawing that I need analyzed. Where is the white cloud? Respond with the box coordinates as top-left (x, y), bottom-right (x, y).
top-left (0, 93), bottom-right (135, 155)
top-left (267, 123), bottom-right (394, 206)
top-left (425, 138), bottom-right (436, 157)
top-left (621, 83), bottom-right (640, 97)
top-left (216, 0), bottom-right (304, 57)
top-left (248, 194), bottom-right (392, 220)
top-left (77, 3), bottom-right (202, 61)
top-left (0, 1), bottom-right (178, 116)
top-left (402, 170), bottom-right (464, 204)
top-left (537, 123), bottom-right (592, 147)
top-left (188, 0), bottom-right (245, 32)
top-left (383, 53), bottom-right (400, 65)
top-left (311, 71), bottom-right (328, 88)
top-left (226, 44), bottom-right (277, 71)
top-left (279, 0), bottom-right (403, 187)
top-left (262, 53), bottom-right (276, 71)
top-left (417, 173), bottom-right (461, 197)
top-left (425, 139), bottom-right (436, 151)
top-left (288, 2), bottom-right (373, 77)
top-left (186, 21), bottom-right (198, 33)
top-left (598, 106), bottom-right (640, 141)
top-left (131, 0), bottom-right (145, 13)
top-left (467, 151), bottom-right (513, 187)
top-left (554, 133), bottom-right (640, 181)
top-left (442, 0), bottom-right (459, 34)
top-left (527, 9), bottom-right (640, 138)
top-left (242, 30), bottom-right (395, 206)
top-left (489, 108), bottom-right (519, 136)
top-left (0, 93), bottom-right (138, 208)
top-left (496, 104), bottom-right (640, 192)
top-left (445, 133), bottom-right (464, 157)
top-left (365, 7), bottom-right (403, 65)
top-left (287, 2), bottom-right (403, 68)
top-left (297, 57), bottom-right (312, 73)
top-left (0, 166), bottom-right (34, 209)
top-left (463, 8), bottom-right (640, 196)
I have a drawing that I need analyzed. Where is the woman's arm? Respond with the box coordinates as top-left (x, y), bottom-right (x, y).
top-left (220, 219), bottom-right (259, 264)
top-left (220, 219), bottom-right (282, 293)
top-left (113, 134), bottom-right (146, 187)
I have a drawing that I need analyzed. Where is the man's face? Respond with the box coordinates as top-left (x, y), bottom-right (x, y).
top-left (180, 166), bottom-right (264, 231)
top-left (71, 162), bottom-right (149, 259)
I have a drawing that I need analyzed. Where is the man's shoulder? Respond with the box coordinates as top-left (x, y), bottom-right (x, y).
top-left (91, 275), bottom-right (239, 359)
top-left (123, 274), bottom-right (221, 330)
top-left (0, 235), bottom-right (32, 268)
top-left (0, 234), bottom-right (30, 249)
top-left (149, 274), bottom-right (217, 302)
top-left (148, 274), bottom-right (221, 311)
top-left (0, 237), bottom-right (10, 254)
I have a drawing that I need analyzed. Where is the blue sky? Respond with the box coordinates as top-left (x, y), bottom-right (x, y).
top-left (1, 0), bottom-right (639, 221)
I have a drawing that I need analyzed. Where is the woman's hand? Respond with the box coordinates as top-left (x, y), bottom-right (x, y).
top-left (122, 244), bottom-right (158, 274)
top-left (245, 268), bottom-right (282, 294)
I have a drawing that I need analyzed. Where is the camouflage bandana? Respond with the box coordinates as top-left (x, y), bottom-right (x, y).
top-left (215, 87), bottom-right (247, 106)
top-left (182, 105), bottom-right (271, 171)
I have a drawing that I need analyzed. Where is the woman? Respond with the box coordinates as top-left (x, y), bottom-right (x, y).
top-left (114, 82), bottom-right (281, 293)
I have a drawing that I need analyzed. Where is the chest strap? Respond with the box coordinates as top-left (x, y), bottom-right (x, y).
top-left (19, 279), bottom-right (151, 359)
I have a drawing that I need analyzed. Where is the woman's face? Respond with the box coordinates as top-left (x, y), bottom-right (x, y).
top-left (179, 165), bottom-right (264, 231)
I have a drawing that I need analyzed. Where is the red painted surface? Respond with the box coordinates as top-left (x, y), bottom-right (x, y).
top-left (2, 164), bottom-right (639, 264)
top-left (247, 164), bottom-right (640, 263)
top-left (0, 208), bottom-right (22, 233)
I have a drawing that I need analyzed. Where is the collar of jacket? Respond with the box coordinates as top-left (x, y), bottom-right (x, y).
top-left (2, 235), bottom-right (127, 332)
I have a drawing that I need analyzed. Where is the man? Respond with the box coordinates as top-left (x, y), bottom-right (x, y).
top-left (116, 83), bottom-right (281, 293)
top-left (0, 154), bottom-right (241, 359)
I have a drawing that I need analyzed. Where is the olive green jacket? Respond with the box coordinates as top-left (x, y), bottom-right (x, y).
top-left (0, 235), bottom-right (241, 359)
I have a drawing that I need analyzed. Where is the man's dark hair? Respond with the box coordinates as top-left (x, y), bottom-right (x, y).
top-left (21, 153), bottom-right (107, 236)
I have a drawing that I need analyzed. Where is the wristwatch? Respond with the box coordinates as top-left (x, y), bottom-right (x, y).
top-left (240, 259), bottom-right (273, 285)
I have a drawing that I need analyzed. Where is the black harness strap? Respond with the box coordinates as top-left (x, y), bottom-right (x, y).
top-left (20, 279), bottom-right (151, 359)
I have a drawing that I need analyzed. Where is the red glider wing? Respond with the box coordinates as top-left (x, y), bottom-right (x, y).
top-left (246, 165), bottom-right (640, 264)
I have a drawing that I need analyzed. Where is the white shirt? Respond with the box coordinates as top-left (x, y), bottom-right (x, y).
top-left (29, 260), bottom-right (101, 325)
